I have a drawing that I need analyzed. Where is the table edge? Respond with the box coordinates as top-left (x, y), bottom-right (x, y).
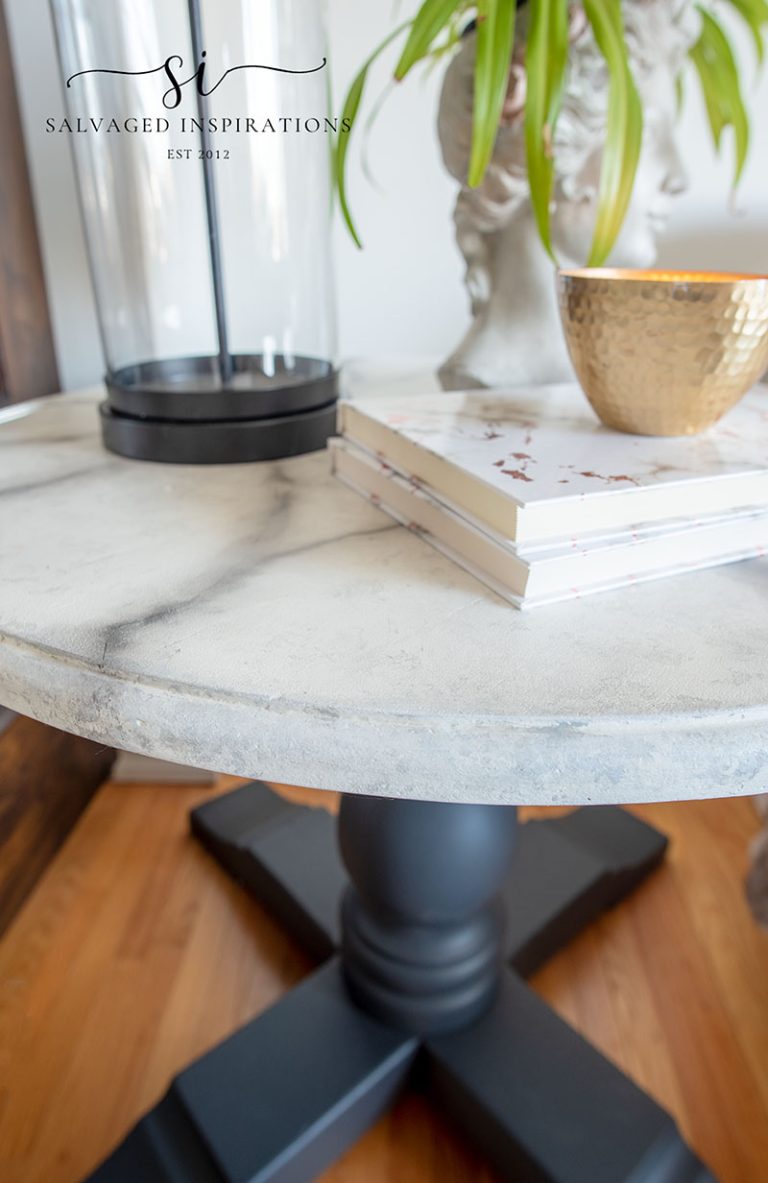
top-left (2, 631), bottom-right (766, 806)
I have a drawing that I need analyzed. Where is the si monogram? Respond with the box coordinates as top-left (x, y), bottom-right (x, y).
top-left (66, 50), bottom-right (327, 110)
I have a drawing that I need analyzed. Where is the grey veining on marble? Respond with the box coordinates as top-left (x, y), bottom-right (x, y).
top-left (0, 367), bottom-right (767, 806)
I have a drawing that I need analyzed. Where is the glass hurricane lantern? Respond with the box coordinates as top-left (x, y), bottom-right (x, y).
top-left (50, 0), bottom-right (338, 463)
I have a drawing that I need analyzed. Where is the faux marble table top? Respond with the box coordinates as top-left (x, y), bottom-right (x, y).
top-left (0, 361), bottom-right (766, 806)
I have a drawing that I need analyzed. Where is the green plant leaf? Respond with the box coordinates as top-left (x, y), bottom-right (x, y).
top-left (334, 22), bottom-right (411, 248)
top-left (468, 0), bottom-right (518, 187)
top-left (424, 9), bottom-right (471, 69)
top-left (583, 0), bottom-right (643, 267)
top-left (524, 0), bottom-right (569, 259)
top-left (360, 80), bottom-right (397, 189)
top-left (689, 37), bottom-right (726, 150)
top-left (675, 70), bottom-right (685, 118)
top-left (394, 0), bottom-right (465, 80)
top-left (721, 0), bottom-right (768, 65)
top-left (689, 7), bottom-right (750, 187)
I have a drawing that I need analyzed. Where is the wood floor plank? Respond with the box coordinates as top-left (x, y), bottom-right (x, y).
top-left (0, 784), bottom-right (766, 1183)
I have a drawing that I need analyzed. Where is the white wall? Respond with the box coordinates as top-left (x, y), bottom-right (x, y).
top-left (5, 0), bottom-right (768, 391)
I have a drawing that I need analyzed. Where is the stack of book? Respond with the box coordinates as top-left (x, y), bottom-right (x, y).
top-left (330, 383), bottom-right (768, 609)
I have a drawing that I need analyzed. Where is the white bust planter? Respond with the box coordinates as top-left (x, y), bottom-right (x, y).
top-left (437, 1), bottom-right (700, 390)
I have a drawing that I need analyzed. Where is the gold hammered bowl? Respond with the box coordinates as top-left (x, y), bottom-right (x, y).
top-left (557, 268), bottom-right (768, 436)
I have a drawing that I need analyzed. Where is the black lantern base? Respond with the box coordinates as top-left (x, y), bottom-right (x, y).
top-left (101, 354), bottom-right (338, 464)
top-left (100, 401), bottom-right (338, 465)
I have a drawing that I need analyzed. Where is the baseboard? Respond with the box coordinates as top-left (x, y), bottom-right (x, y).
top-left (111, 752), bottom-right (217, 785)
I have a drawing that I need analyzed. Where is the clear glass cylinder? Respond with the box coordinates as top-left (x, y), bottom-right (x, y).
top-left (50, 0), bottom-right (337, 443)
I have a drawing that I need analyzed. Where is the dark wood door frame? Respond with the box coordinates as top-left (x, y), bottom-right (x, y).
top-left (0, 712), bottom-right (116, 935)
top-left (0, 0), bottom-right (59, 405)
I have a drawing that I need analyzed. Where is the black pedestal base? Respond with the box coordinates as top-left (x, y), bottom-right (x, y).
top-left (188, 784), bottom-right (669, 976)
top-left (89, 961), bottom-right (712, 1183)
top-left (85, 786), bottom-right (716, 1182)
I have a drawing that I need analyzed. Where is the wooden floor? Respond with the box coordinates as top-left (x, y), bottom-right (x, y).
top-left (0, 780), bottom-right (766, 1183)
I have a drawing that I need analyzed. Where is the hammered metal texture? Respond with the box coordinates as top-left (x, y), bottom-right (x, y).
top-left (557, 269), bottom-right (768, 436)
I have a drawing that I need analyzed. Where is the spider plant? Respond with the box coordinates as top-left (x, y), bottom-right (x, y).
top-left (334, 0), bottom-right (768, 267)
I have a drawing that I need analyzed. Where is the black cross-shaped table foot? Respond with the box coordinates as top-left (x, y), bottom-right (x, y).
top-left (86, 784), bottom-right (717, 1183)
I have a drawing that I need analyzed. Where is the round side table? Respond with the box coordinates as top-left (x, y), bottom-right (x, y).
top-left (2, 362), bottom-right (765, 1183)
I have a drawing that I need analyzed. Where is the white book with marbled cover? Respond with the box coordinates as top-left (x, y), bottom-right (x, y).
top-left (338, 384), bottom-right (768, 544)
top-left (330, 438), bottom-right (768, 608)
